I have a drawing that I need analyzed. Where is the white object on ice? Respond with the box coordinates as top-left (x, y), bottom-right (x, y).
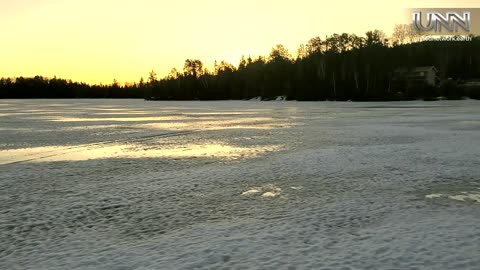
top-left (425, 193), bottom-right (444, 199)
top-left (241, 188), bottom-right (261, 196)
top-left (426, 192), bottom-right (480, 203)
top-left (241, 184), bottom-right (282, 197)
top-left (262, 191), bottom-right (280, 197)
top-left (448, 193), bottom-right (480, 203)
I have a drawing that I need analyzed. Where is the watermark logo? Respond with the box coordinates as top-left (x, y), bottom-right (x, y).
top-left (406, 8), bottom-right (479, 36)
top-left (413, 11), bottom-right (470, 33)
top-left (420, 36), bottom-right (472, 42)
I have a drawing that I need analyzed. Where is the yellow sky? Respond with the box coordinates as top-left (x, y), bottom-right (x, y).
top-left (1, 0), bottom-right (478, 85)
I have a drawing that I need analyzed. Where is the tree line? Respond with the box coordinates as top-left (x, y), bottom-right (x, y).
top-left (1, 25), bottom-right (479, 100)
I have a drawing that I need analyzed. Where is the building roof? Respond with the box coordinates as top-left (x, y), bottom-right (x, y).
top-left (394, 66), bottom-right (438, 73)
top-left (412, 66), bottom-right (438, 72)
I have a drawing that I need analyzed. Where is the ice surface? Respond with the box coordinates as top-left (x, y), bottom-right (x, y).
top-left (0, 99), bottom-right (479, 270)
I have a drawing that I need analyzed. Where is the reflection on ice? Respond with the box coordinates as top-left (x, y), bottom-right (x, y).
top-left (92, 111), bottom-right (151, 115)
top-left (182, 112), bottom-right (260, 116)
top-left (0, 142), bottom-right (282, 164)
top-left (94, 107), bottom-right (138, 111)
top-left (157, 143), bottom-right (281, 159)
top-left (45, 116), bottom-right (288, 130)
top-left (140, 117), bottom-right (291, 130)
top-left (50, 116), bottom-right (183, 122)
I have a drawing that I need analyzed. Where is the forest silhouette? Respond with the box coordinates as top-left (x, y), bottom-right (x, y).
top-left (2, 26), bottom-right (480, 101)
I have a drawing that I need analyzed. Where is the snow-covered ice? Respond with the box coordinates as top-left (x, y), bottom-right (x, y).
top-left (0, 99), bottom-right (479, 269)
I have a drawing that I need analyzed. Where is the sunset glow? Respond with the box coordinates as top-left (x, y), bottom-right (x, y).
top-left (1, 0), bottom-right (478, 84)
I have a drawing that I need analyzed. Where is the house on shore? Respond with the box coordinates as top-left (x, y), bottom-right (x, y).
top-left (392, 66), bottom-right (440, 90)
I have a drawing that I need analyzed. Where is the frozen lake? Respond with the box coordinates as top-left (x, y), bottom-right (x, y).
top-left (1, 99), bottom-right (479, 270)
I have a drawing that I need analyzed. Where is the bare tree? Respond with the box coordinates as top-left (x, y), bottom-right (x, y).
top-left (268, 44), bottom-right (292, 62)
top-left (148, 70), bottom-right (157, 84)
top-left (406, 24), bottom-right (425, 43)
top-left (183, 59), bottom-right (203, 78)
top-left (392, 24), bottom-right (409, 45)
top-left (168, 68), bottom-right (179, 79)
top-left (296, 44), bottom-right (307, 59)
top-left (306, 36), bottom-right (322, 55)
